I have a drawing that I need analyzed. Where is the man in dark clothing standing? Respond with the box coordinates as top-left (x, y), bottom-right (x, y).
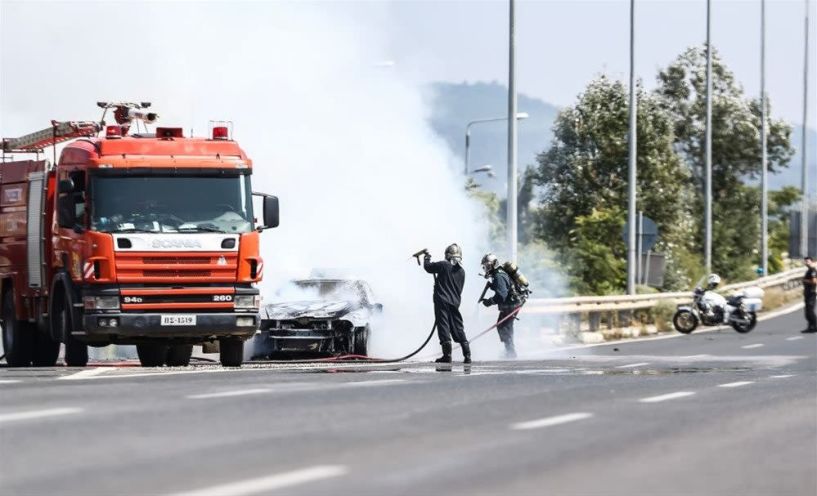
top-left (480, 253), bottom-right (518, 358)
top-left (423, 244), bottom-right (470, 363)
top-left (803, 256), bottom-right (817, 333)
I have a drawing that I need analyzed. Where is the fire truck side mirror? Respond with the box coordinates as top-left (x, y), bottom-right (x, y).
top-left (262, 196), bottom-right (279, 229)
top-left (57, 179), bottom-right (77, 229)
top-left (58, 179), bottom-right (75, 194)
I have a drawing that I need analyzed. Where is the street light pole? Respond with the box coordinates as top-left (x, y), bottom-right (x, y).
top-left (465, 128), bottom-right (471, 176)
top-left (705, 0), bottom-right (713, 275)
top-left (627, 0), bottom-right (638, 295)
top-left (464, 113), bottom-right (528, 175)
top-left (507, 0), bottom-right (519, 263)
top-left (801, 0), bottom-right (811, 257)
top-left (761, 0), bottom-right (769, 275)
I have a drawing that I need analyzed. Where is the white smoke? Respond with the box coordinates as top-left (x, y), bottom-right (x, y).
top-left (1, 2), bottom-right (563, 360)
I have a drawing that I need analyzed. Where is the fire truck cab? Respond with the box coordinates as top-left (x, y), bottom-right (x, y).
top-left (0, 103), bottom-right (278, 367)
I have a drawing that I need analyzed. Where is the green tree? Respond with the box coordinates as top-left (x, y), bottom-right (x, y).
top-left (655, 46), bottom-right (794, 279)
top-left (768, 186), bottom-right (801, 273)
top-left (532, 75), bottom-right (694, 294)
top-left (565, 208), bottom-right (627, 295)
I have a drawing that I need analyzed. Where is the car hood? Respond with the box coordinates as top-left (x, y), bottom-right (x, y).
top-left (262, 300), bottom-right (357, 320)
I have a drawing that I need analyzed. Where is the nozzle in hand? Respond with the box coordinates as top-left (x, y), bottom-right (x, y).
top-left (412, 248), bottom-right (429, 265)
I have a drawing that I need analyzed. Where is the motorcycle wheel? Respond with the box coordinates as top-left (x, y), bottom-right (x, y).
top-left (731, 311), bottom-right (757, 334)
top-left (673, 309), bottom-right (698, 334)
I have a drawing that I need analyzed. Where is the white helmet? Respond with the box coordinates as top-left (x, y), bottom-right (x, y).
top-left (481, 253), bottom-right (498, 276)
top-left (706, 273), bottom-right (721, 289)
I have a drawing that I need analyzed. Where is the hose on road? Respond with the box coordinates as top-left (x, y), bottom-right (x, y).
top-left (254, 303), bottom-right (524, 365)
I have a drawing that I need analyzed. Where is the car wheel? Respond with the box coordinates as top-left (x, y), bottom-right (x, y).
top-left (2, 292), bottom-right (34, 367)
top-left (137, 344), bottom-right (168, 367)
top-left (219, 338), bottom-right (243, 367)
top-left (353, 326), bottom-right (369, 356)
top-left (165, 344), bottom-right (193, 366)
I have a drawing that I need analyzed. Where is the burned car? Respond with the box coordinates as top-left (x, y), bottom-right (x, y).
top-left (251, 279), bottom-right (382, 358)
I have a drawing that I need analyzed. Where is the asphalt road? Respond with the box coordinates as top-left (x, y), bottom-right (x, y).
top-left (1, 305), bottom-right (815, 496)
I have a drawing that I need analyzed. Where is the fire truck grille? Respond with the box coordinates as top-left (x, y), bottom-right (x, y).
top-left (143, 269), bottom-right (212, 278)
top-left (143, 257), bottom-right (210, 265)
top-left (115, 252), bottom-right (238, 283)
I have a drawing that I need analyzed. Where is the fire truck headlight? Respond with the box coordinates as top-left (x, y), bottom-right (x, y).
top-left (234, 295), bottom-right (261, 310)
top-left (84, 296), bottom-right (120, 310)
top-left (236, 317), bottom-right (256, 327)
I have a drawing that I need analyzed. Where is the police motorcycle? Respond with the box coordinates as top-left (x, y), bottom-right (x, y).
top-left (672, 274), bottom-right (763, 334)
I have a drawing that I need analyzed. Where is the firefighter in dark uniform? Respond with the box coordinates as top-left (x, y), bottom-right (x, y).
top-left (803, 256), bottom-right (817, 333)
top-left (481, 253), bottom-right (517, 358)
top-left (424, 244), bottom-right (471, 363)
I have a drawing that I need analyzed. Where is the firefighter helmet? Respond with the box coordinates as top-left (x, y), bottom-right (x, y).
top-left (444, 243), bottom-right (462, 265)
top-left (481, 253), bottom-right (499, 275)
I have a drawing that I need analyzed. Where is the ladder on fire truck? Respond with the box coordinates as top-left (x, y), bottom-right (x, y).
top-left (1, 120), bottom-right (101, 155)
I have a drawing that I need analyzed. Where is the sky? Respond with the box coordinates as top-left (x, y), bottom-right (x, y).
top-left (1, 0), bottom-right (814, 131)
top-left (376, 0), bottom-right (815, 126)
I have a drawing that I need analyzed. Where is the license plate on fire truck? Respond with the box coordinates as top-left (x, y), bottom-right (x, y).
top-left (160, 314), bottom-right (197, 326)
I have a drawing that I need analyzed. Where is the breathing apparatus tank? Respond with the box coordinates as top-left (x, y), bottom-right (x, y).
top-left (501, 261), bottom-right (531, 303)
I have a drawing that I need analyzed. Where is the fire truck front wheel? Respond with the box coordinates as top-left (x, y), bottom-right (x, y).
top-left (166, 345), bottom-right (193, 367)
top-left (136, 344), bottom-right (169, 367)
top-left (2, 291), bottom-right (34, 367)
top-left (219, 338), bottom-right (244, 367)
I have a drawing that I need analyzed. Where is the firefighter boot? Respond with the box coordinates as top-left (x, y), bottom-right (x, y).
top-left (435, 342), bottom-right (452, 363)
top-left (504, 341), bottom-right (517, 359)
top-left (461, 341), bottom-right (472, 364)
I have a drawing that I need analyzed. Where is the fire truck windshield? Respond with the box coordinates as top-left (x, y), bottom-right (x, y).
top-left (90, 174), bottom-right (254, 234)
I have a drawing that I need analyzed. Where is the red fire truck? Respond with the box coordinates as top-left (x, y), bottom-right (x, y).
top-left (0, 102), bottom-right (278, 367)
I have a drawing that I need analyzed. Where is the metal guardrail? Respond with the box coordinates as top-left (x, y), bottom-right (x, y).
top-left (523, 269), bottom-right (803, 316)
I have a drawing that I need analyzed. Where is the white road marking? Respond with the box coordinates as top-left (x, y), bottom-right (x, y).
top-left (166, 465), bottom-right (348, 496)
top-left (510, 412), bottom-right (593, 431)
top-left (0, 380), bottom-right (21, 384)
top-left (639, 391), bottom-right (696, 403)
top-left (187, 379), bottom-right (408, 400)
top-left (786, 336), bottom-right (804, 341)
top-left (615, 362), bottom-right (650, 368)
top-left (741, 344), bottom-right (765, 349)
top-left (770, 374), bottom-right (795, 378)
top-left (681, 354), bottom-right (708, 359)
top-left (515, 369), bottom-right (572, 374)
top-left (718, 381), bottom-right (755, 388)
top-left (188, 388), bottom-right (271, 400)
top-left (58, 368), bottom-right (110, 380)
top-left (0, 407), bottom-right (82, 424)
top-left (340, 379), bottom-right (407, 388)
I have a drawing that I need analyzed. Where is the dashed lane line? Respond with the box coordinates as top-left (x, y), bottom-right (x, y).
top-left (339, 379), bottom-right (407, 388)
top-left (741, 344), bottom-right (765, 349)
top-left (510, 412), bottom-right (594, 431)
top-left (0, 380), bottom-right (21, 384)
top-left (615, 362), bottom-right (650, 369)
top-left (770, 374), bottom-right (795, 378)
top-left (187, 388), bottom-right (272, 400)
top-left (58, 368), bottom-right (110, 380)
top-left (0, 407), bottom-right (82, 424)
top-left (718, 381), bottom-right (755, 388)
top-left (639, 391), bottom-right (696, 403)
top-left (165, 465), bottom-right (348, 496)
top-left (187, 379), bottom-right (410, 400)
top-left (786, 336), bottom-right (805, 341)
